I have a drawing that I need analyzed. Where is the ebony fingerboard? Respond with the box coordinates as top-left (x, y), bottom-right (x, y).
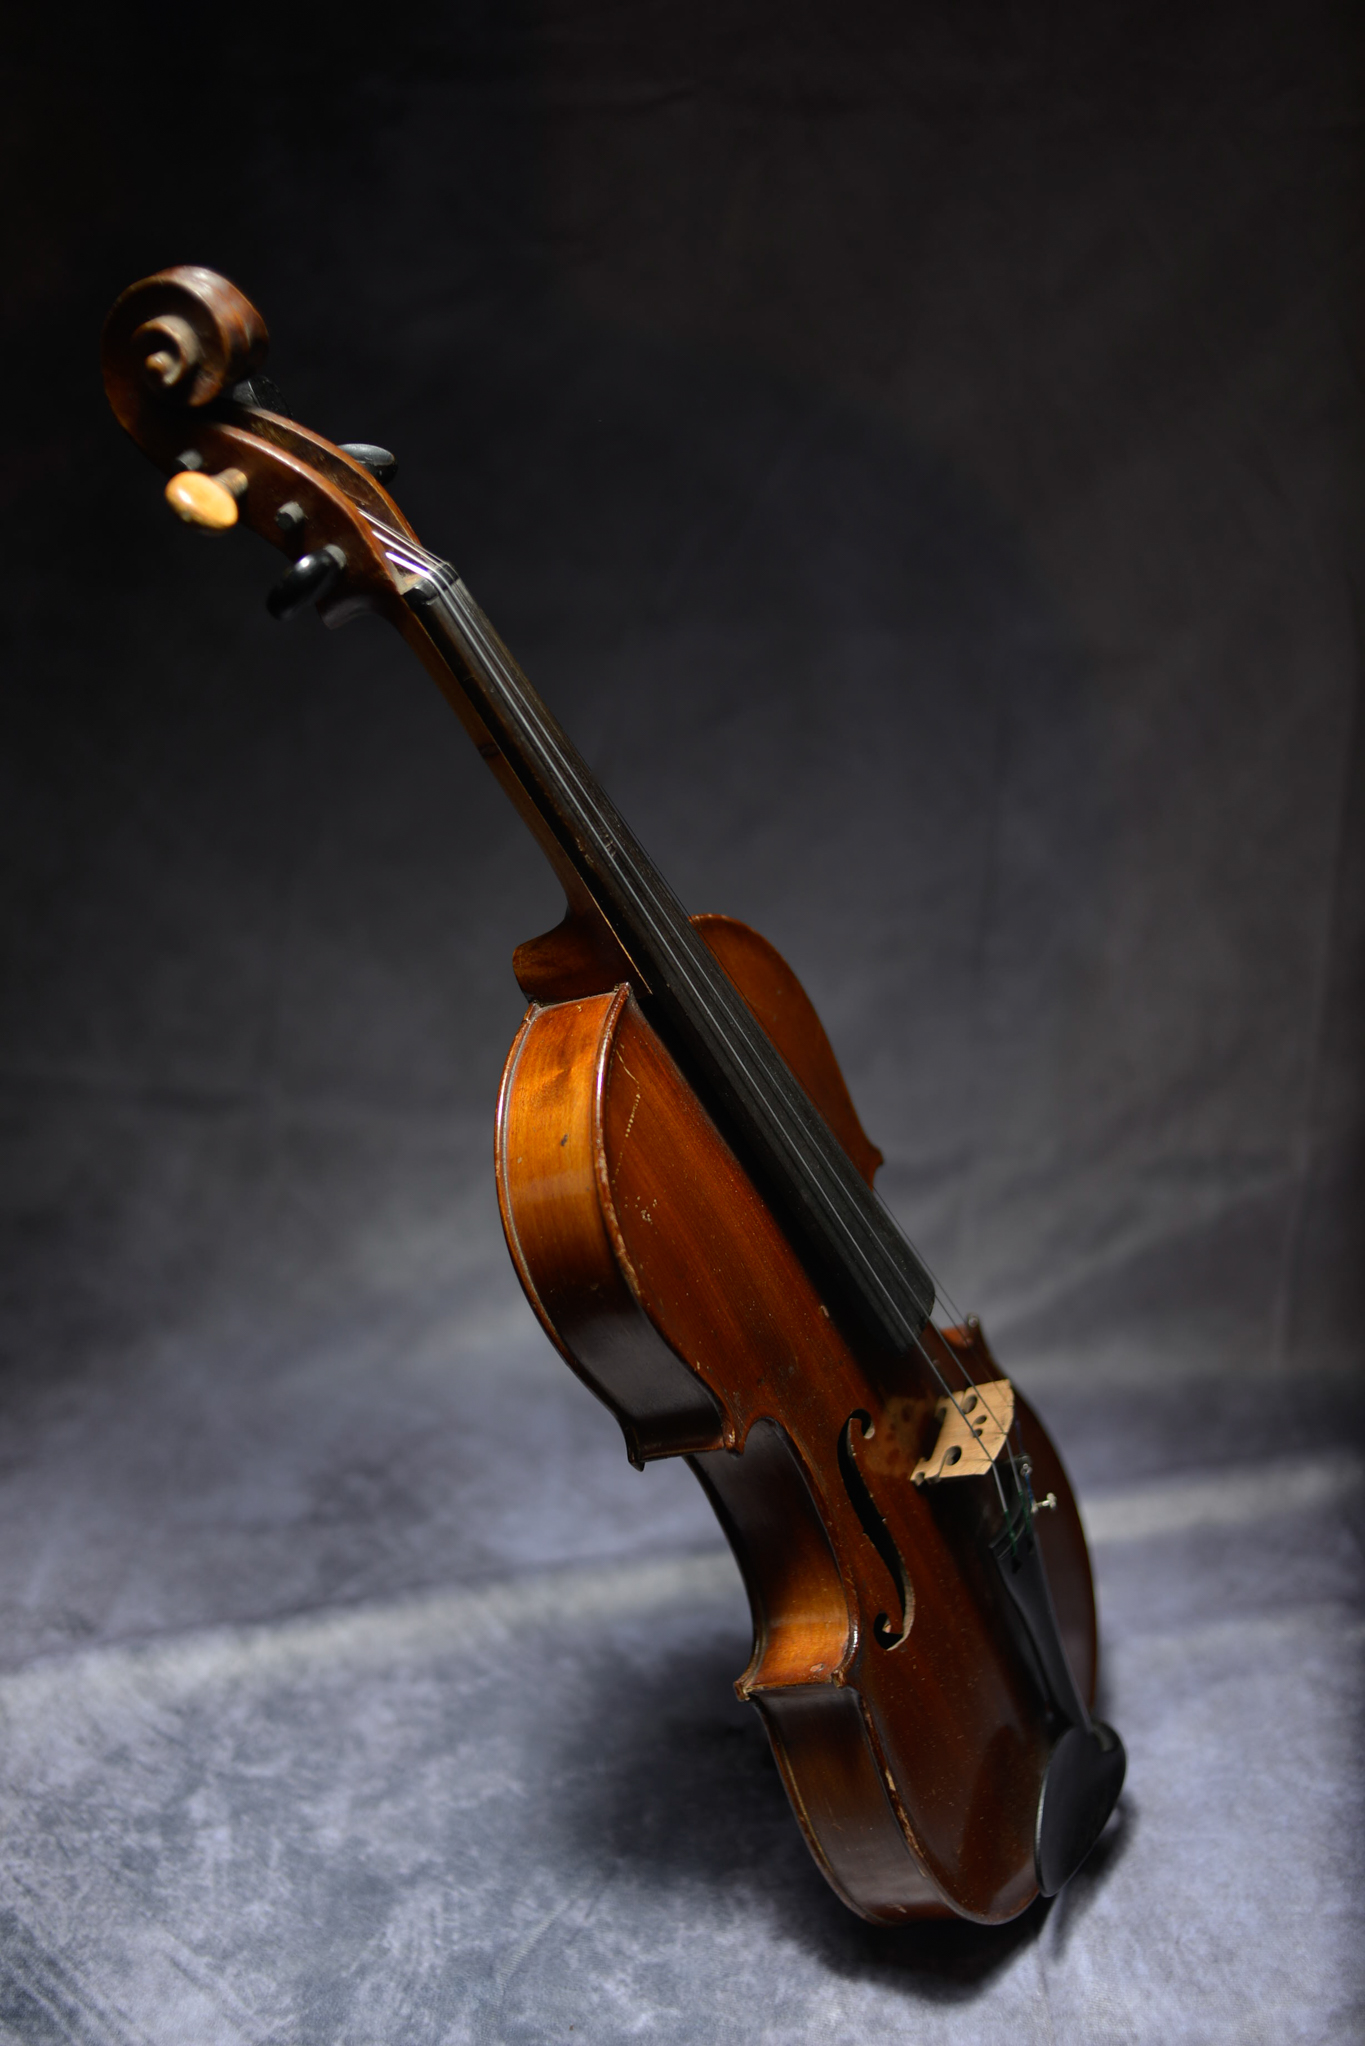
top-left (412, 563), bottom-right (935, 1353)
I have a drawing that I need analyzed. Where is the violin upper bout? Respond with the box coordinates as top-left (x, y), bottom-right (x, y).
top-left (495, 987), bottom-right (729, 1466)
top-left (690, 915), bottom-right (884, 1186)
top-left (509, 907), bottom-right (884, 1185)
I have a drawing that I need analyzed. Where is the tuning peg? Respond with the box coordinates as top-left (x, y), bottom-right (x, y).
top-left (266, 546), bottom-right (345, 621)
top-left (164, 465), bottom-right (247, 531)
top-left (230, 373), bottom-right (291, 417)
top-left (338, 442), bottom-right (397, 485)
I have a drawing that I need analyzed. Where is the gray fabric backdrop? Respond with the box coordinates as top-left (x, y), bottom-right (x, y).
top-left (2, 4), bottom-right (1362, 2040)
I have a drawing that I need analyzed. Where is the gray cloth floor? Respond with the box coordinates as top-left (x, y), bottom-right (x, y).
top-left (0, 1183), bottom-right (1361, 2045)
top-left (5, 2), bottom-right (1365, 2039)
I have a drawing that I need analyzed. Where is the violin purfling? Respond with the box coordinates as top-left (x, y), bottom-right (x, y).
top-left (102, 266), bottom-right (1125, 1924)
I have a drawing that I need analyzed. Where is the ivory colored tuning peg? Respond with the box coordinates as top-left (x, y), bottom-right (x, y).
top-left (164, 466), bottom-right (248, 531)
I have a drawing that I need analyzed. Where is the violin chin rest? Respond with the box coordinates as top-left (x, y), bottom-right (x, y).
top-left (1034, 1720), bottom-right (1127, 1898)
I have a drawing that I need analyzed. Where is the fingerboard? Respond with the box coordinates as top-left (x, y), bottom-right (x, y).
top-left (410, 562), bottom-right (935, 1353)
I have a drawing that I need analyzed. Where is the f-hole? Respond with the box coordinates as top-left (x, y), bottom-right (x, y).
top-left (838, 1410), bottom-right (914, 1649)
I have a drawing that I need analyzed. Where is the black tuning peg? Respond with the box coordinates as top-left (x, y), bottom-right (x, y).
top-left (267, 546), bottom-right (345, 621)
top-left (337, 442), bottom-right (397, 485)
top-left (230, 373), bottom-right (291, 418)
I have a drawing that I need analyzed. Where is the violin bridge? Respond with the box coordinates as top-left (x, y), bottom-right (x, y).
top-left (911, 1379), bottom-right (1015, 1486)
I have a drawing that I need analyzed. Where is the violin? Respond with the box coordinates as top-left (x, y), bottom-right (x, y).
top-left (102, 266), bottom-right (1124, 1926)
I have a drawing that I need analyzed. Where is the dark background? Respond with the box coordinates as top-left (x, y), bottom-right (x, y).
top-left (1, 4), bottom-right (1362, 2039)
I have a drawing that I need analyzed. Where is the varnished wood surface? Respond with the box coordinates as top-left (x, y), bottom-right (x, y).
top-left (690, 915), bottom-right (884, 1189)
top-left (497, 921), bottom-right (1099, 1924)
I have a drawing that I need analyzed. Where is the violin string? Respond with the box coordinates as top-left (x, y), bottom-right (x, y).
top-left (364, 518), bottom-right (1007, 1408)
top-left (366, 516), bottom-right (1021, 1460)
top-left (422, 560), bottom-right (980, 1392)
top-left (360, 509), bottom-right (1024, 1503)
top-left (429, 564), bottom-right (961, 1369)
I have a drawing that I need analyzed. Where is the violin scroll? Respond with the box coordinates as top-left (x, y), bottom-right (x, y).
top-left (102, 267), bottom-right (268, 431)
top-left (100, 266), bottom-right (431, 631)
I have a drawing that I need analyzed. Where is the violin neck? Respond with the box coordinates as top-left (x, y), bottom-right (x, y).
top-left (409, 561), bottom-right (936, 1355)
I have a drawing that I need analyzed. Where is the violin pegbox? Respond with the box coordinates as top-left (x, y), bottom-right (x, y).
top-left (101, 265), bottom-right (419, 626)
